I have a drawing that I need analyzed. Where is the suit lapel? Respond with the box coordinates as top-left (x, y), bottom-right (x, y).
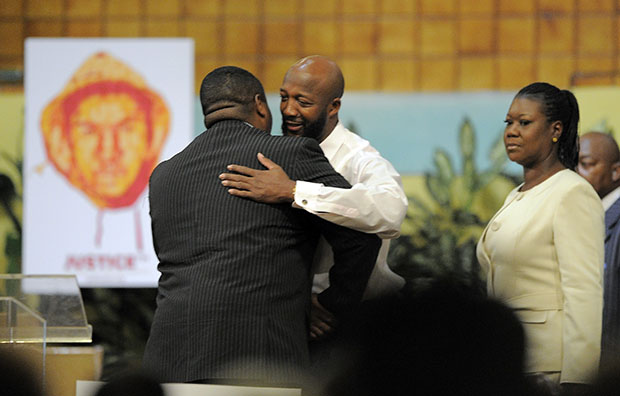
top-left (605, 198), bottom-right (620, 241)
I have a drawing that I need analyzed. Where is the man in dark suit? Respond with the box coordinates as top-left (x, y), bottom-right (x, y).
top-left (578, 131), bottom-right (620, 369)
top-left (142, 66), bottom-right (380, 387)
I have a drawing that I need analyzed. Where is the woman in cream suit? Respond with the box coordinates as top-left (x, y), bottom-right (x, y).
top-left (476, 82), bottom-right (604, 393)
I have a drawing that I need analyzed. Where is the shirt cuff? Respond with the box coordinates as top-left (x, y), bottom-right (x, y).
top-left (293, 180), bottom-right (322, 209)
top-left (292, 181), bottom-right (361, 218)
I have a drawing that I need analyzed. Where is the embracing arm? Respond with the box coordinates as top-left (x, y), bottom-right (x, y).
top-left (554, 182), bottom-right (604, 384)
top-left (293, 154), bottom-right (407, 238)
top-left (309, 212), bottom-right (380, 315)
top-left (292, 139), bottom-right (381, 314)
top-left (220, 152), bottom-right (407, 238)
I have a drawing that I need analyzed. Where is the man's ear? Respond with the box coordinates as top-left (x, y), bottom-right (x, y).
top-left (254, 94), bottom-right (268, 118)
top-left (252, 93), bottom-right (272, 132)
top-left (612, 161), bottom-right (620, 182)
top-left (328, 97), bottom-right (341, 117)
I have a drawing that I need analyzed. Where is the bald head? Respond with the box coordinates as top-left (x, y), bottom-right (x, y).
top-left (581, 132), bottom-right (620, 163)
top-left (288, 55), bottom-right (345, 100)
top-left (279, 55), bottom-right (345, 141)
top-left (578, 132), bottom-right (620, 198)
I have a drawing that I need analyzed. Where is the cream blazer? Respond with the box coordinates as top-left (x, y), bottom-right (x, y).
top-left (477, 169), bottom-right (604, 384)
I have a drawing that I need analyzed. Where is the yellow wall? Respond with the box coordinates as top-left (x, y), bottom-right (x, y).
top-left (1, 0), bottom-right (619, 93)
top-left (0, 93), bottom-right (23, 273)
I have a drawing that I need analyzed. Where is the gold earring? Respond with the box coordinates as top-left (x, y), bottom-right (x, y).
top-left (552, 137), bottom-right (558, 142)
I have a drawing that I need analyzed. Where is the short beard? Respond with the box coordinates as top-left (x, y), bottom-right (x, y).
top-left (282, 109), bottom-right (328, 141)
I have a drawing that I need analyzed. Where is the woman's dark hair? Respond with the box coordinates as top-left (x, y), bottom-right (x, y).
top-left (515, 82), bottom-right (580, 170)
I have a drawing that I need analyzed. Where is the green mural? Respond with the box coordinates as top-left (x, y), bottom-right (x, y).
top-left (389, 118), bottom-right (518, 292)
top-left (0, 94), bottom-right (23, 275)
top-left (0, 153), bottom-right (22, 275)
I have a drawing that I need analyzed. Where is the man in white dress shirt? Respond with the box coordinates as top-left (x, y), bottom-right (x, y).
top-left (220, 55), bottom-right (408, 339)
top-left (578, 131), bottom-right (620, 368)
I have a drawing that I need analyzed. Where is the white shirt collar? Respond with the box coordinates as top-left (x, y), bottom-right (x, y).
top-left (602, 186), bottom-right (620, 211)
top-left (319, 121), bottom-right (346, 159)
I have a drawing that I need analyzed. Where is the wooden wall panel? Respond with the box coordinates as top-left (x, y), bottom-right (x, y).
top-left (24, 0), bottom-right (63, 18)
top-left (1, 0), bottom-right (620, 92)
top-left (66, 0), bottom-right (102, 18)
top-left (302, 21), bottom-right (338, 56)
top-left (106, 0), bottom-right (141, 16)
top-left (458, 57), bottom-right (495, 90)
top-left (498, 17), bottom-right (535, 54)
top-left (498, 57), bottom-right (535, 89)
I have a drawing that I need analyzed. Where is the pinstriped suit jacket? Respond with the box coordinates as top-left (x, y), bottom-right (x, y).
top-left (143, 120), bottom-right (380, 384)
top-left (602, 197), bottom-right (620, 366)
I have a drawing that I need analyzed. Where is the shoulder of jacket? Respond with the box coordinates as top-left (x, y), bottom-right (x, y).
top-left (284, 136), bottom-right (321, 153)
top-left (557, 170), bottom-right (598, 196)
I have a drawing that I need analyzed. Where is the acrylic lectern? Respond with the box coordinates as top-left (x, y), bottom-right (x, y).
top-left (0, 274), bottom-right (92, 391)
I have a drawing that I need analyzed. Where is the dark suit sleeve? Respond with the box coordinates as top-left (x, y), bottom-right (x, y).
top-left (292, 138), bottom-right (381, 314)
top-left (602, 202), bottom-right (620, 365)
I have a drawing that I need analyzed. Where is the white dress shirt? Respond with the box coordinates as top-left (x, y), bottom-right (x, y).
top-left (293, 122), bottom-right (408, 299)
top-left (602, 185), bottom-right (620, 211)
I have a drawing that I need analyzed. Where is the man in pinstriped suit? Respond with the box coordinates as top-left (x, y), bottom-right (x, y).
top-left (142, 66), bottom-right (380, 387)
top-left (578, 132), bottom-right (620, 370)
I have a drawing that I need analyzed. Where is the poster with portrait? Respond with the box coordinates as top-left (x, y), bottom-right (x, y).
top-left (23, 38), bottom-right (194, 287)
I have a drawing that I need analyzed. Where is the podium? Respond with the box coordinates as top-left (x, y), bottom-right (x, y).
top-left (0, 274), bottom-right (93, 394)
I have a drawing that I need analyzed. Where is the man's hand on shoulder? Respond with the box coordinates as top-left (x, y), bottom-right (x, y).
top-left (220, 153), bottom-right (296, 203)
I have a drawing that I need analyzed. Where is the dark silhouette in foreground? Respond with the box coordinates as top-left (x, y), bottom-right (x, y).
top-left (315, 279), bottom-right (534, 396)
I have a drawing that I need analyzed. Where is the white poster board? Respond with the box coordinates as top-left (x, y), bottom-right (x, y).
top-left (23, 38), bottom-right (194, 287)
